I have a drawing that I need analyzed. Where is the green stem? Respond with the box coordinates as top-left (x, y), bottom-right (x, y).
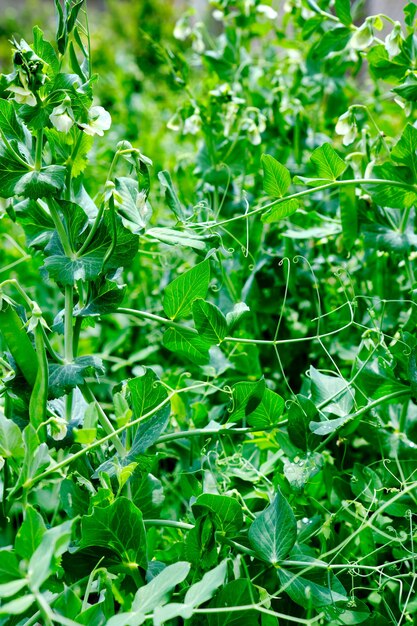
top-left (77, 202), bottom-right (105, 257)
top-left (64, 285), bottom-right (74, 422)
top-left (400, 205), bottom-right (413, 234)
top-left (46, 200), bottom-right (73, 258)
top-left (35, 127), bottom-right (44, 171)
top-left (211, 178), bottom-right (417, 228)
top-left (23, 383), bottom-right (208, 488)
top-left (116, 307), bottom-right (353, 346)
top-left (144, 519), bottom-right (193, 530)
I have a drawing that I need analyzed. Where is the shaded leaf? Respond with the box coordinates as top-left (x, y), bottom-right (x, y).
top-left (248, 490), bottom-right (297, 563)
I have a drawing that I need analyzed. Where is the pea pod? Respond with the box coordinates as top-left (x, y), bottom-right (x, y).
top-left (29, 318), bottom-right (48, 442)
top-left (0, 299), bottom-right (38, 386)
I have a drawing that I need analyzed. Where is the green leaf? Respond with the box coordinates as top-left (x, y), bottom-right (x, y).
top-left (248, 490), bottom-right (297, 564)
top-left (391, 123), bottom-right (417, 178)
top-left (310, 144), bottom-right (346, 181)
top-left (192, 298), bottom-right (228, 344)
top-left (163, 259), bottom-right (211, 320)
top-left (163, 327), bottom-right (211, 365)
top-left (335, 0), bottom-right (352, 25)
top-left (48, 356), bottom-right (105, 398)
top-left (107, 562), bottom-right (191, 626)
top-left (262, 198), bottom-right (299, 223)
top-left (310, 366), bottom-right (354, 417)
top-left (15, 505), bottom-right (46, 560)
top-left (27, 519), bottom-right (74, 590)
top-left (33, 26), bottom-right (59, 76)
top-left (287, 395), bottom-right (319, 451)
top-left (192, 494), bottom-right (243, 534)
top-left (14, 425), bottom-right (51, 493)
top-left (79, 497), bottom-right (147, 569)
top-left (15, 165), bottom-right (66, 199)
top-left (0, 100), bottom-right (24, 141)
top-left (229, 378), bottom-right (266, 422)
top-left (0, 143), bottom-right (31, 199)
top-left (147, 227), bottom-right (219, 252)
top-left (0, 410), bottom-right (24, 458)
top-left (277, 558), bottom-right (348, 608)
top-left (184, 559), bottom-right (228, 607)
top-left (132, 562), bottom-right (190, 614)
top-left (226, 302), bottom-right (250, 330)
top-left (158, 170), bottom-right (185, 221)
top-left (365, 162), bottom-right (417, 209)
top-left (283, 453), bottom-right (323, 491)
top-left (127, 367), bottom-right (169, 421)
top-left (44, 205), bottom-right (138, 284)
top-left (309, 414), bottom-right (352, 435)
top-left (208, 579), bottom-right (259, 626)
top-left (246, 387), bottom-right (285, 429)
top-left (75, 278), bottom-right (126, 316)
top-left (115, 177), bottom-right (151, 234)
top-left (261, 154), bottom-right (291, 198)
top-left (0, 595), bottom-right (36, 616)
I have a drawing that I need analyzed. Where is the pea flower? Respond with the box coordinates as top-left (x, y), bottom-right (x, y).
top-left (385, 22), bottom-right (404, 58)
top-left (49, 96), bottom-right (74, 133)
top-left (8, 73), bottom-right (36, 106)
top-left (335, 108), bottom-right (357, 146)
top-left (81, 105), bottom-right (111, 136)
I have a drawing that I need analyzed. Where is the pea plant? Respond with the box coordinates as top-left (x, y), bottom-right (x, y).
top-left (0, 0), bottom-right (417, 625)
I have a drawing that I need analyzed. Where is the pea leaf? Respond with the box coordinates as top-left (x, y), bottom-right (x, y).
top-left (75, 277), bottom-right (126, 316)
top-left (107, 562), bottom-right (191, 626)
top-left (127, 367), bottom-right (169, 421)
top-left (192, 298), bottom-right (228, 344)
top-left (391, 123), bottom-right (417, 178)
top-left (48, 356), bottom-right (105, 398)
top-left (310, 366), bottom-right (354, 417)
top-left (246, 387), bottom-right (285, 429)
top-left (163, 259), bottom-right (211, 319)
top-left (0, 100), bottom-right (25, 141)
top-left (192, 494), bottom-right (243, 534)
top-left (277, 557), bottom-right (347, 608)
top-left (158, 170), bottom-right (185, 221)
top-left (115, 177), bottom-right (151, 234)
top-left (310, 143), bottom-right (346, 181)
top-left (15, 165), bottom-right (66, 199)
top-left (248, 490), bottom-right (297, 564)
top-left (335, 0), bottom-right (352, 25)
top-left (261, 154), bottom-right (291, 198)
top-left (208, 579), bottom-right (259, 626)
top-left (365, 163), bottom-right (417, 209)
top-left (163, 326), bottom-right (211, 365)
top-left (228, 378), bottom-right (266, 422)
top-left (262, 198), bottom-right (299, 223)
top-left (27, 519), bottom-right (74, 590)
top-left (0, 411), bottom-right (24, 458)
top-left (79, 497), bottom-right (147, 569)
top-left (15, 505), bottom-right (46, 560)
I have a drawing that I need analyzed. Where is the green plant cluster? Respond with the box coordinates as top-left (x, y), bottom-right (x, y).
top-left (0, 0), bottom-right (417, 624)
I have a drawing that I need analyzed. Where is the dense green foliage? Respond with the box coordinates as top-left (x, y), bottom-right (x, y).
top-left (1, 0), bottom-right (417, 624)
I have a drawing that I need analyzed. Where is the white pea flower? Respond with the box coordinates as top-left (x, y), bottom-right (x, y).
top-left (81, 105), bottom-right (111, 136)
top-left (8, 72), bottom-right (36, 106)
top-left (335, 109), bottom-right (357, 146)
top-left (350, 19), bottom-right (374, 50)
top-left (385, 22), bottom-right (404, 58)
top-left (49, 97), bottom-right (74, 133)
top-left (167, 110), bottom-right (182, 132)
top-left (257, 5), bottom-right (278, 20)
top-left (183, 110), bottom-right (202, 135)
top-left (8, 84), bottom-right (37, 106)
